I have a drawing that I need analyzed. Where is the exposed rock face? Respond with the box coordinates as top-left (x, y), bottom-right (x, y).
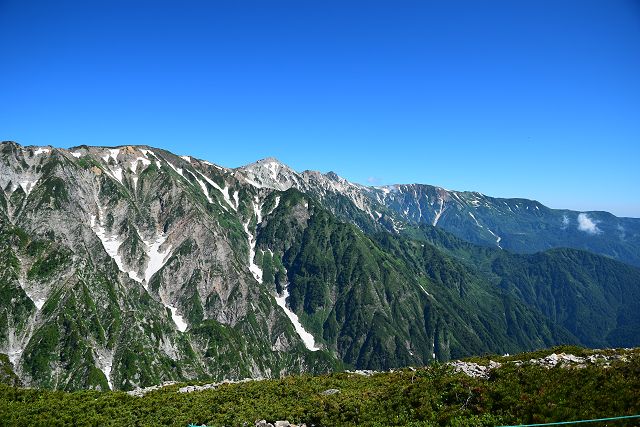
top-left (235, 156), bottom-right (640, 267)
top-left (449, 351), bottom-right (633, 378)
top-left (1, 141), bottom-right (639, 391)
top-left (0, 142), bottom-right (336, 390)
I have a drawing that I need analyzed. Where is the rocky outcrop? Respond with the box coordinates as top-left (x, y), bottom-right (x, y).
top-left (450, 350), bottom-right (633, 378)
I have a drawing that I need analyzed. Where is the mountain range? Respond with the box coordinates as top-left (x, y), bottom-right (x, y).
top-left (1, 141), bottom-right (639, 391)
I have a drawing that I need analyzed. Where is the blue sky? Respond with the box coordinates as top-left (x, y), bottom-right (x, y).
top-left (1, 1), bottom-right (639, 216)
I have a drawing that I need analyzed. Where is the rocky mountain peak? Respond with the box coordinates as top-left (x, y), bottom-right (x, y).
top-left (236, 157), bottom-right (302, 191)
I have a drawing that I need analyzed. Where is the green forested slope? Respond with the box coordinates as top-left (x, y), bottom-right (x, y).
top-left (255, 190), bottom-right (577, 368)
top-left (403, 225), bottom-right (640, 348)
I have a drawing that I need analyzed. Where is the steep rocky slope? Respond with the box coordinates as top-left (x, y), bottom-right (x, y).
top-left (1, 141), bottom-right (639, 391)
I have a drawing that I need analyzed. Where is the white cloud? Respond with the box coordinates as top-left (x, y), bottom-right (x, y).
top-left (367, 176), bottom-right (381, 184)
top-left (561, 215), bottom-right (570, 228)
top-left (577, 213), bottom-right (601, 235)
top-left (617, 224), bottom-right (626, 239)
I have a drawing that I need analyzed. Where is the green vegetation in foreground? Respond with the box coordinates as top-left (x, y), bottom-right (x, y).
top-left (1, 347), bottom-right (639, 426)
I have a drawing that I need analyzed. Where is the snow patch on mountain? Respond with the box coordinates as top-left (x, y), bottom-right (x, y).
top-left (167, 305), bottom-right (188, 332)
top-left (90, 210), bottom-right (141, 282)
top-left (486, 228), bottom-right (503, 249)
top-left (197, 171), bottom-right (237, 210)
top-left (101, 148), bottom-right (120, 163)
top-left (128, 156), bottom-right (151, 192)
top-left (274, 287), bottom-right (319, 352)
top-left (194, 174), bottom-right (214, 203)
top-left (468, 212), bottom-right (502, 248)
top-left (19, 178), bottom-right (39, 196)
top-left (33, 298), bottom-right (46, 310)
top-left (267, 196), bottom-right (281, 215)
top-left (33, 147), bottom-right (51, 156)
top-left (101, 225), bottom-right (183, 333)
top-left (166, 161), bottom-right (185, 179)
top-left (418, 284), bottom-right (432, 298)
top-left (99, 149), bottom-right (125, 184)
top-left (244, 198), bottom-right (263, 283)
top-left (139, 233), bottom-right (187, 332)
top-left (110, 167), bottom-right (124, 184)
top-left (4, 314), bottom-right (37, 372)
top-left (129, 156), bottom-right (151, 173)
top-left (140, 149), bottom-right (163, 169)
top-left (95, 348), bottom-right (114, 390)
top-left (468, 211), bottom-right (482, 228)
top-left (143, 234), bottom-right (171, 285)
top-left (433, 197), bottom-right (445, 226)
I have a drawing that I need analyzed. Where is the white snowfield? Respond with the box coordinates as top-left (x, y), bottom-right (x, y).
top-left (95, 348), bottom-right (114, 390)
top-left (90, 212), bottom-right (141, 283)
top-left (432, 197), bottom-right (445, 226)
top-left (468, 211), bottom-right (502, 249)
top-left (242, 195), bottom-right (318, 351)
top-left (19, 178), bottom-right (39, 196)
top-left (143, 234), bottom-right (171, 285)
top-left (90, 199), bottom-right (186, 332)
top-left (274, 288), bottom-right (319, 352)
top-left (167, 305), bottom-right (188, 332)
top-left (141, 234), bottom-right (188, 332)
top-left (128, 156), bottom-right (151, 191)
top-left (198, 170), bottom-right (237, 210)
top-left (33, 298), bottom-right (46, 310)
top-left (244, 198), bottom-right (264, 283)
top-left (33, 147), bottom-right (51, 156)
top-left (191, 172), bottom-right (214, 204)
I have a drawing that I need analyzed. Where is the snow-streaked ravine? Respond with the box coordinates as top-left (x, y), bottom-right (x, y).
top-left (243, 197), bottom-right (264, 283)
top-left (90, 212), bottom-right (142, 283)
top-left (167, 305), bottom-right (188, 332)
top-left (19, 178), bottom-right (39, 197)
top-left (192, 173), bottom-right (214, 203)
top-left (102, 148), bottom-right (120, 163)
top-left (274, 287), bottom-right (320, 352)
top-left (128, 156), bottom-right (151, 192)
top-left (101, 148), bottom-right (124, 184)
top-left (197, 171), bottom-right (237, 210)
top-left (102, 362), bottom-right (113, 390)
top-left (5, 314), bottom-right (37, 370)
top-left (165, 161), bottom-right (185, 178)
top-left (242, 196), bottom-right (318, 351)
top-left (95, 348), bottom-right (114, 390)
top-left (468, 212), bottom-right (502, 249)
top-left (433, 197), bottom-right (445, 226)
top-left (15, 260), bottom-right (46, 310)
top-left (142, 234), bottom-right (171, 286)
top-left (267, 196), bottom-right (281, 215)
top-left (140, 234), bottom-right (188, 332)
top-left (486, 228), bottom-right (503, 249)
top-left (418, 284), bottom-right (432, 298)
top-left (139, 148), bottom-right (163, 169)
top-left (90, 201), bottom-right (186, 331)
